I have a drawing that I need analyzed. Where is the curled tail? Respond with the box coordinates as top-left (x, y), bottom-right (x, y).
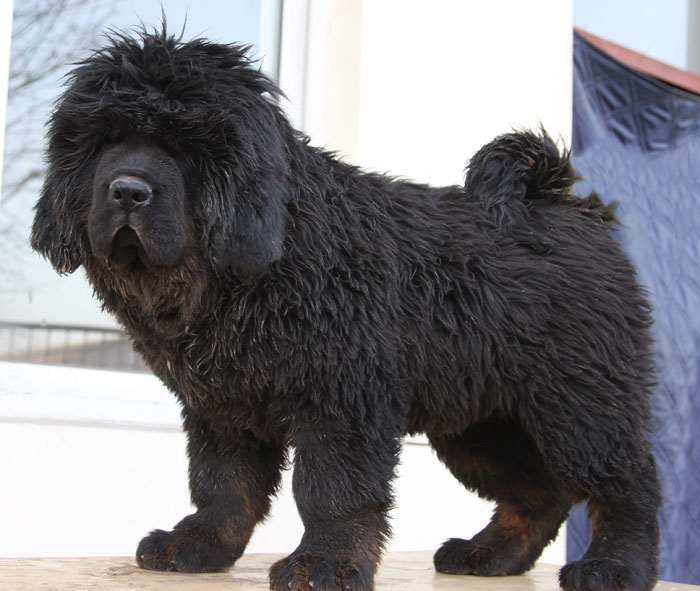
top-left (465, 128), bottom-right (615, 225)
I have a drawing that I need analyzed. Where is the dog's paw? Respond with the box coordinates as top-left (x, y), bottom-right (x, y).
top-left (269, 552), bottom-right (374, 591)
top-left (136, 528), bottom-right (237, 573)
top-left (559, 558), bottom-right (649, 591)
top-left (434, 538), bottom-right (526, 576)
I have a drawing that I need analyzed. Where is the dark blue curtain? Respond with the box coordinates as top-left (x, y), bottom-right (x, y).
top-left (567, 32), bottom-right (700, 584)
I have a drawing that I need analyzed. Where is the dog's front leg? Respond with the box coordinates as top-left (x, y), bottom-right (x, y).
top-left (270, 422), bottom-right (400, 591)
top-left (137, 409), bottom-right (285, 573)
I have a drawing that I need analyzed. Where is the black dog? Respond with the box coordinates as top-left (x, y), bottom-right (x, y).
top-left (32, 29), bottom-right (661, 591)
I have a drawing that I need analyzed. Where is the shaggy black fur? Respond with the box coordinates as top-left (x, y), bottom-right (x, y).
top-left (32, 28), bottom-right (661, 591)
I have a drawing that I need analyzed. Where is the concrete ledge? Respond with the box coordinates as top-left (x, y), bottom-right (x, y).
top-left (0, 553), bottom-right (696, 591)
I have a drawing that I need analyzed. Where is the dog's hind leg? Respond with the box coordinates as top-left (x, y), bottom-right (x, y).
top-left (559, 452), bottom-right (661, 591)
top-left (428, 418), bottom-right (573, 576)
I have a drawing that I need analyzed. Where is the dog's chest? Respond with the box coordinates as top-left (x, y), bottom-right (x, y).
top-left (141, 325), bottom-right (290, 435)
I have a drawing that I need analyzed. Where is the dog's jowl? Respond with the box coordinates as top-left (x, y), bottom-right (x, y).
top-left (32, 28), bottom-right (661, 591)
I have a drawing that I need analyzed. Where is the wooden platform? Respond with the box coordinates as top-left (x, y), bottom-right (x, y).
top-left (1, 552), bottom-right (697, 591)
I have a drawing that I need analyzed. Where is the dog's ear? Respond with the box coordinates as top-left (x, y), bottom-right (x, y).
top-left (210, 172), bottom-right (288, 281)
top-left (30, 171), bottom-right (86, 275)
top-left (205, 106), bottom-right (291, 281)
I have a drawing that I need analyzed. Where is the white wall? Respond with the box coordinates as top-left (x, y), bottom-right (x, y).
top-left (294, 0), bottom-right (573, 184)
top-left (358, 1), bottom-right (572, 185)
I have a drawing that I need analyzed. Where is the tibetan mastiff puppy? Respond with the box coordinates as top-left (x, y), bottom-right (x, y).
top-left (32, 28), bottom-right (661, 591)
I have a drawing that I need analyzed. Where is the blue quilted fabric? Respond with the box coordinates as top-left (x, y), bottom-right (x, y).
top-left (566, 32), bottom-right (700, 584)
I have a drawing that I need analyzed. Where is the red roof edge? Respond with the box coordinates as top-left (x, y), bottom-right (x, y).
top-left (575, 27), bottom-right (700, 96)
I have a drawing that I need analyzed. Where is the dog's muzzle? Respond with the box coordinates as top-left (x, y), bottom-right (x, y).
top-left (109, 176), bottom-right (153, 211)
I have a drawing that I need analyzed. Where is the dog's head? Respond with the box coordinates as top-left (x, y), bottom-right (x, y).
top-left (31, 28), bottom-right (290, 283)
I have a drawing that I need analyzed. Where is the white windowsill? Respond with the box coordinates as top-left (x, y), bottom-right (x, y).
top-left (0, 361), bottom-right (182, 431)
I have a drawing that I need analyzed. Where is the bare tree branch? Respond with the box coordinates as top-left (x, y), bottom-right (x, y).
top-left (0, 0), bottom-right (114, 275)
top-left (2, 0), bottom-right (113, 204)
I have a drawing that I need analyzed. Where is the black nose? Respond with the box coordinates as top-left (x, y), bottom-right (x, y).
top-left (109, 176), bottom-right (153, 211)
